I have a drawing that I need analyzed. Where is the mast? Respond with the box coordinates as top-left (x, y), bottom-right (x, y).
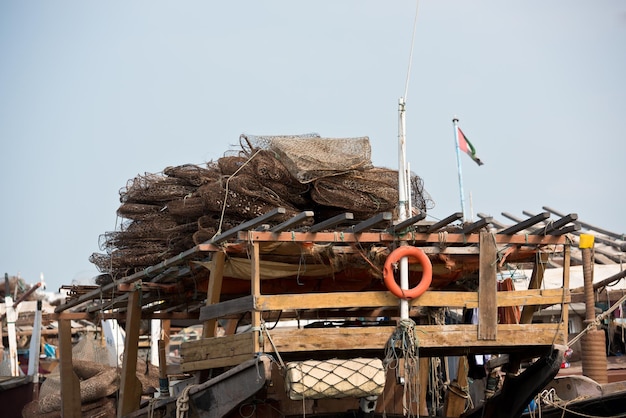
top-left (398, 98), bottom-right (409, 320)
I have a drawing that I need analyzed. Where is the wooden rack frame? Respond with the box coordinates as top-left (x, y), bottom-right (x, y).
top-left (181, 230), bottom-right (571, 372)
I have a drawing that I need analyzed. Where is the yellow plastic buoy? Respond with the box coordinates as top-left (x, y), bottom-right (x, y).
top-left (579, 233), bottom-right (595, 249)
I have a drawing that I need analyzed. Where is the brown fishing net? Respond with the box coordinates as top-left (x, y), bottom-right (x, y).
top-left (23, 333), bottom-right (159, 417)
top-left (90, 134), bottom-right (433, 280)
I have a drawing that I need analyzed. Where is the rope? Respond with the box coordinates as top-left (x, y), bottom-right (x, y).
top-left (261, 321), bottom-right (286, 369)
top-left (535, 387), bottom-right (626, 418)
top-left (384, 318), bottom-right (421, 417)
top-left (176, 383), bottom-right (198, 418)
top-left (569, 292), bottom-right (626, 347)
top-left (214, 147), bottom-right (262, 239)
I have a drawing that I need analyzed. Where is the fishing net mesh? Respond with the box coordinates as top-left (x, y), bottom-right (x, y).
top-left (285, 357), bottom-right (386, 400)
top-left (90, 134), bottom-right (433, 280)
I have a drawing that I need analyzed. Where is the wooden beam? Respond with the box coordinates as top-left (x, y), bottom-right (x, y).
top-left (241, 231), bottom-right (566, 245)
top-left (210, 207), bottom-right (287, 243)
top-left (55, 244), bottom-right (218, 313)
top-left (519, 252), bottom-right (549, 324)
top-left (263, 324), bottom-right (561, 353)
top-left (478, 231), bottom-right (497, 340)
top-left (181, 332), bottom-right (255, 371)
top-left (117, 289), bottom-right (143, 417)
top-left (462, 217), bottom-right (492, 235)
top-left (181, 323), bottom-right (565, 371)
top-left (254, 289), bottom-right (568, 312)
top-left (498, 212), bottom-right (550, 235)
top-left (203, 251), bottom-right (226, 338)
top-left (387, 211), bottom-right (427, 233)
top-left (348, 212), bottom-right (392, 233)
top-left (200, 295), bottom-right (254, 321)
top-left (270, 211), bottom-right (315, 232)
top-left (59, 318), bottom-right (81, 418)
top-left (426, 212), bottom-right (464, 233)
top-left (309, 212), bottom-right (354, 233)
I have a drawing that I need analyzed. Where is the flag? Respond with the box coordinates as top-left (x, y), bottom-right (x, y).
top-left (457, 127), bottom-right (483, 166)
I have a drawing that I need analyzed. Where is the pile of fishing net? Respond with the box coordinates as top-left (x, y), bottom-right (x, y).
top-left (22, 333), bottom-right (159, 417)
top-left (90, 134), bottom-right (433, 280)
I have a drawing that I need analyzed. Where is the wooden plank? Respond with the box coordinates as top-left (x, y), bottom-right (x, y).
top-left (254, 289), bottom-right (569, 312)
top-left (59, 318), bottom-right (81, 418)
top-left (498, 212), bottom-right (550, 235)
top-left (309, 212), bottom-right (354, 233)
top-left (200, 295), bottom-right (254, 321)
top-left (262, 324), bottom-right (561, 353)
top-left (210, 207), bottom-right (287, 243)
top-left (203, 251), bottom-right (226, 338)
top-left (182, 352), bottom-right (256, 372)
top-left (426, 212), bottom-right (464, 233)
top-left (478, 231), bottom-right (497, 340)
top-left (387, 211), bottom-right (427, 233)
top-left (270, 210), bottom-right (315, 232)
top-left (181, 332), bottom-right (254, 362)
top-left (181, 333), bottom-right (255, 371)
top-left (117, 289), bottom-right (143, 418)
top-left (520, 252), bottom-right (549, 323)
top-left (242, 231), bottom-right (566, 245)
top-left (348, 212), bottom-right (392, 233)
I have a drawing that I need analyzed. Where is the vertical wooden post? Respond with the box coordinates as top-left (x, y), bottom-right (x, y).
top-left (443, 357), bottom-right (469, 417)
top-left (203, 251), bottom-right (226, 338)
top-left (478, 231), bottom-right (497, 340)
top-left (561, 243), bottom-right (571, 345)
top-left (251, 241), bottom-right (262, 353)
top-left (519, 252), bottom-right (549, 324)
top-left (59, 317), bottom-right (81, 417)
top-left (418, 357), bottom-right (429, 416)
top-left (117, 288), bottom-right (143, 417)
top-left (158, 339), bottom-right (169, 396)
top-left (162, 319), bottom-right (171, 347)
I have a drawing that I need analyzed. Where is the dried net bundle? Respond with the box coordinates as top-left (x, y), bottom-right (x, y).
top-left (243, 133), bottom-right (373, 183)
top-left (90, 134), bottom-right (433, 280)
top-left (26, 333), bottom-right (158, 417)
top-left (163, 163), bottom-right (218, 186)
top-left (120, 173), bottom-right (196, 204)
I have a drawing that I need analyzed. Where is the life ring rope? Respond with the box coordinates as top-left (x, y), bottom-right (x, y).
top-left (383, 246), bottom-right (432, 300)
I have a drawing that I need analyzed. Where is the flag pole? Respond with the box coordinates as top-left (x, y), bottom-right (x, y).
top-left (452, 116), bottom-right (466, 222)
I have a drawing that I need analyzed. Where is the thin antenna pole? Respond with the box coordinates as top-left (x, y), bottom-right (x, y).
top-left (403, 1), bottom-right (421, 101)
top-left (398, 98), bottom-right (409, 320)
top-left (452, 117), bottom-right (467, 222)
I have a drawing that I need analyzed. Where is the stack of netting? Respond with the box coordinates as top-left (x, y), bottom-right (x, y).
top-left (90, 134), bottom-right (433, 280)
top-left (22, 333), bottom-right (159, 417)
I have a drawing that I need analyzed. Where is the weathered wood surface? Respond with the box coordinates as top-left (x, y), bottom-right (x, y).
top-left (182, 332), bottom-right (255, 371)
top-left (181, 323), bottom-right (565, 371)
top-left (242, 230), bottom-right (567, 245)
top-left (478, 231), bottom-right (498, 340)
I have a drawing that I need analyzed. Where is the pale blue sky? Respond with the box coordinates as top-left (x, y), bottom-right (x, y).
top-left (1, 1), bottom-right (625, 292)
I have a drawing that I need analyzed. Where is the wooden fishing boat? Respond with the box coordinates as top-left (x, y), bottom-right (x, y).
top-left (52, 207), bottom-right (578, 418)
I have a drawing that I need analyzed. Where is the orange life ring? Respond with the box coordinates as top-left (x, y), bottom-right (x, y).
top-left (383, 246), bottom-right (432, 300)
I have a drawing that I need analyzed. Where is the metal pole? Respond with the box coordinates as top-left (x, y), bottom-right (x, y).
top-left (452, 117), bottom-right (466, 222)
top-left (5, 273), bottom-right (19, 376)
top-left (398, 98), bottom-right (409, 320)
